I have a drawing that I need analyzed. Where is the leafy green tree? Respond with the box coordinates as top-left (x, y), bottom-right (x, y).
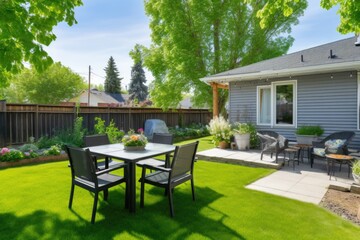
top-left (141, 0), bottom-right (306, 111)
top-left (3, 62), bottom-right (85, 104)
top-left (0, 0), bottom-right (83, 86)
top-left (104, 56), bottom-right (122, 93)
top-left (250, 0), bottom-right (360, 34)
top-left (129, 46), bottom-right (148, 102)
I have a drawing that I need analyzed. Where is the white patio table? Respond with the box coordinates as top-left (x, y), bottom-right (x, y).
top-left (86, 142), bottom-right (176, 213)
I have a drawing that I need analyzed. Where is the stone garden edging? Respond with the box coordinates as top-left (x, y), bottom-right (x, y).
top-left (0, 154), bottom-right (68, 168)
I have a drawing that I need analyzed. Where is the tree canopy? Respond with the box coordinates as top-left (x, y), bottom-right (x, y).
top-left (0, 0), bottom-right (83, 87)
top-left (250, 0), bottom-right (360, 34)
top-left (2, 62), bottom-right (85, 104)
top-left (140, 0), bottom-right (306, 111)
top-left (104, 56), bottom-right (122, 94)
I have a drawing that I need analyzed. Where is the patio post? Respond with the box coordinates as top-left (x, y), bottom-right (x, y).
top-left (211, 82), bottom-right (229, 118)
top-left (211, 83), bottom-right (219, 117)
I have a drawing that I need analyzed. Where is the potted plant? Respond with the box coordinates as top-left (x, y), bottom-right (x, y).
top-left (295, 125), bottom-right (324, 145)
top-left (207, 116), bottom-right (232, 149)
top-left (352, 160), bottom-right (360, 184)
top-left (232, 122), bottom-right (255, 150)
top-left (122, 129), bottom-right (148, 151)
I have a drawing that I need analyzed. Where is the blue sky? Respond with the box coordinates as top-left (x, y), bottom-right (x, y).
top-left (45, 0), bottom-right (352, 89)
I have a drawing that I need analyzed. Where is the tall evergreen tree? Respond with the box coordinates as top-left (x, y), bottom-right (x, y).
top-left (104, 56), bottom-right (122, 93)
top-left (129, 60), bottom-right (148, 102)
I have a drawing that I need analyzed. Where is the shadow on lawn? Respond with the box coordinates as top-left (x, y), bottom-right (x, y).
top-left (0, 186), bottom-right (244, 239)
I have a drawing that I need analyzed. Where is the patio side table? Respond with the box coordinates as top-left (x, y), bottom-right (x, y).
top-left (325, 154), bottom-right (354, 180)
top-left (284, 147), bottom-right (300, 170)
top-left (293, 144), bottom-right (312, 163)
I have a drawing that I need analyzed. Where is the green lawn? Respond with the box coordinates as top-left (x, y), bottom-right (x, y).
top-left (0, 136), bottom-right (359, 239)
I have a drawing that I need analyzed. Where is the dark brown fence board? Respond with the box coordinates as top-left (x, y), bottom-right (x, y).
top-left (0, 103), bottom-right (211, 146)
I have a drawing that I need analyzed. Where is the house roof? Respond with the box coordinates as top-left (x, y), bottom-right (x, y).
top-left (201, 36), bottom-right (360, 84)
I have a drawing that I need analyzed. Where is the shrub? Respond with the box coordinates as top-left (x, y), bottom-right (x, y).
top-left (19, 144), bottom-right (39, 153)
top-left (296, 126), bottom-right (324, 136)
top-left (169, 123), bottom-right (209, 142)
top-left (94, 117), bottom-right (106, 134)
top-left (207, 116), bottom-right (232, 145)
top-left (43, 145), bottom-right (61, 156)
top-left (0, 148), bottom-right (24, 162)
top-left (352, 160), bottom-right (360, 175)
top-left (94, 117), bottom-right (125, 143)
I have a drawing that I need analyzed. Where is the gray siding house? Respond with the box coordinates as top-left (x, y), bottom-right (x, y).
top-left (201, 36), bottom-right (360, 148)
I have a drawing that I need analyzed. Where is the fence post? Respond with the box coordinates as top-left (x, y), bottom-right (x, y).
top-left (35, 105), bottom-right (39, 141)
top-left (0, 100), bottom-right (7, 147)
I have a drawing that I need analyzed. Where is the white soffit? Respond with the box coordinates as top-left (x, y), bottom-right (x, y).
top-left (201, 61), bottom-right (360, 84)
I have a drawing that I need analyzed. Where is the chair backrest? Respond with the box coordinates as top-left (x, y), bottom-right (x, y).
top-left (152, 133), bottom-right (174, 145)
top-left (322, 131), bottom-right (355, 145)
top-left (170, 141), bottom-right (199, 179)
top-left (66, 146), bottom-right (97, 184)
top-left (84, 134), bottom-right (110, 147)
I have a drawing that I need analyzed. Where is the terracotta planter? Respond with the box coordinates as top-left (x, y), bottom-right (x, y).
top-left (218, 141), bottom-right (229, 149)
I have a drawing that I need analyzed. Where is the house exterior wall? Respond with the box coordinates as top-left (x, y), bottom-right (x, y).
top-left (229, 71), bottom-right (360, 148)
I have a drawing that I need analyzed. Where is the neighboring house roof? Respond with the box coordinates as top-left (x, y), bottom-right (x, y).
top-left (201, 36), bottom-right (360, 84)
top-left (179, 97), bottom-right (209, 109)
top-left (108, 93), bottom-right (128, 103)
top-left (69, 89), bottom-right (129, 106)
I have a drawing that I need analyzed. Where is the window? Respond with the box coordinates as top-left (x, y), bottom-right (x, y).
top-left (256, 80), bottom-right (297, 127)
top-left (257, 86), bottom-right (271, 125)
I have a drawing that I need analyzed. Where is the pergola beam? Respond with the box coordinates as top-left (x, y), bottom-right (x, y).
top-left (211, 82), bottom-right (228, 117)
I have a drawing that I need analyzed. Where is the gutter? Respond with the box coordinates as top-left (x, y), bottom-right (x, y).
top-left (200, 61), bottom-right (360, 84)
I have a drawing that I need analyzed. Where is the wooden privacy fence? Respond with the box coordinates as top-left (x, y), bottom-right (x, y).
top-left (0, 101), bottom-right (212, 147)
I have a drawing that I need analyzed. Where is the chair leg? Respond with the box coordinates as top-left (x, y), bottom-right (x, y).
top-left (104, 189), bottom-right (108, 201)
top-left (191, 179), bottom-right (195, 201)
top-left (168, 186), bottom-right (174, 217)
top-left (91, 192), bottom-right (99, 224)
top-left (140, 180), bottom-right (145, 208)
top-left (68, 184), bottom-right (75, 209)
top-left (260, 151), bottom-right (264, 160)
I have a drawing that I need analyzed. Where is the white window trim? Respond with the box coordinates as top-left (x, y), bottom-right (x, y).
top-left (256, 80), bottom-right (297, 128)
top-left (271, 80), bottom-right (297, 128)
top-left (256, 85), bottom-right (272, 126)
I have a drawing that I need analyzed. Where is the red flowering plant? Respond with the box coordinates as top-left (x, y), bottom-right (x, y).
top-left (122, 128), bottom-right (148, 147)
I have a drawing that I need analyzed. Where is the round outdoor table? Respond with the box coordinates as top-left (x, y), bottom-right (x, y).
top-left (325, 154), bottom-right (354, 180)
top-left (293, 144), bottom-right (312, 163)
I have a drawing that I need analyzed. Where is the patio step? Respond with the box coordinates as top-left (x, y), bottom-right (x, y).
top-left (196, 148), bottom-right (282, 169)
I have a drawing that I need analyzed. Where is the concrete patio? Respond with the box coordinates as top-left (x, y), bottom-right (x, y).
top-left (196, 148), bottom-right (356, 204)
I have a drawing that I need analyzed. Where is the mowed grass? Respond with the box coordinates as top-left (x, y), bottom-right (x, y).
top-left (0, 136), bottom-right (359, 239)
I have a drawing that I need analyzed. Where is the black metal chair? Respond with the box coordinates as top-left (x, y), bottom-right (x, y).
top-left (66, 146), bottom-right (127, 224)
top-left (310, 131), bottom-right (355, 168)
top-left (257, 130), bottom-right (289, 163)
top-left (84, 134), bottom-right (122, 170)
top-left (136, 133), bottom-right (174, 168)
top-left (139, 141), bottom-right (199, 217)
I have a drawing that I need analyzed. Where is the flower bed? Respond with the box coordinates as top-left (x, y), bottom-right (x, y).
top-left (0, 144), bottom-right (66, 168)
